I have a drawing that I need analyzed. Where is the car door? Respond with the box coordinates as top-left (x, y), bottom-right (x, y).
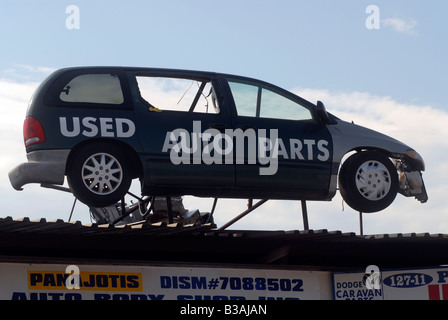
top-left (130, 70), bottom-right (235, 191)
top-left (222, 76), bottom-right (333, 199)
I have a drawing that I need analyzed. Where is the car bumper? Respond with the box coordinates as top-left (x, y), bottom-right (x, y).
top-left (8, 149), bottom-right (70, 190)
top-left (398, 171), bottom-right (428, 203)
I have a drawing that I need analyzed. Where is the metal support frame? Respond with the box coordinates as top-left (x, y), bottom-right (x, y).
top-left (111, 193), bottom-right (153, 225)
top-left (166, 196), bottom-right (174, 224)
top-left (68, 198), bottom-right (77, 222)
top-left (301, 200), bottom-right (309, 231)
top-left (218, 199), bottom-right (268, 230)
top-left (219, 199), bottom-right (312, 231)
top-left (42, 183), bottom-right (316, 231)
top-left (359, 211), bottom-right (364, 235)
top-left (205, 197), bottom-right (218, 224)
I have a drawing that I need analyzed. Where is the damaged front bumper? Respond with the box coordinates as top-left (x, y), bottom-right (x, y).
top-left (395, 150), bottom-right (428, 203)
top-left (398, 170), bottom-right (428, 203)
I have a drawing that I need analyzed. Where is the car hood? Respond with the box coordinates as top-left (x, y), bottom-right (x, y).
top-left (327, 118), bottom-right (412, 164)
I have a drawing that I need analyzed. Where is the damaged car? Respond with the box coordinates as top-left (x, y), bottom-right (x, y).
top-left (9, 66), bottom-right (427, 213)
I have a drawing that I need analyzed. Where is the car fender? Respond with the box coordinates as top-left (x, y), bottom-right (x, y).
top-left (325, 119), bottom-right (412, 199)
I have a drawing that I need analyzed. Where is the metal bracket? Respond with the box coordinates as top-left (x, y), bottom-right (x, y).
top-left (41, 183), bottom-right (314, 231)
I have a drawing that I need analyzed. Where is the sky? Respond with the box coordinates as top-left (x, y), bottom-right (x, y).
top-left (1, 0), bottom-right (448, 235)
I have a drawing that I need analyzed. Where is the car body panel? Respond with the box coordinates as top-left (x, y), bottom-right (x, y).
top-left (218, 74), bottom-right (334, 199)
top-left (8, 66), bottom-right (428, 208)
top-left (129, 70), bottom-right (235, 193)
top-left (9, 150), bottom-right (70, 190)
top-left (26, 68), bottom-right (140, 153)
top-left (325, 118), bottom-right (415, 198)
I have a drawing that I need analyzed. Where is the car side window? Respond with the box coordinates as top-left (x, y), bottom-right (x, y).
top-left (228, 81), bottom-right (259, 117)
top-left (60, 73), bottom-right (124, 104)
top-left (136, 76), bottom-right (220, 114)
top-left (259, 89), bottom-right (312, 121)
top-left (228, 79), bottom-right (313, 121)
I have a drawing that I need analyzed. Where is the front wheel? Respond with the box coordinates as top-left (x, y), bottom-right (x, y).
top-left (339, 151), bottom-right (398, 213)
top-left (67, 143), bottom-right (132, 207)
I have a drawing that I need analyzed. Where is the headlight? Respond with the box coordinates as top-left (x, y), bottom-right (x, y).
top-left (406, 149), bottom-right (425, 171)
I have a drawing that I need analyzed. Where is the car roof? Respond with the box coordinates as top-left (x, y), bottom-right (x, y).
top-left (54, 66), bottom-right (219, 77)
top-left (52, 66), bottom-right (273, 86)
top-left (45, 66), bottom-right (321, 112)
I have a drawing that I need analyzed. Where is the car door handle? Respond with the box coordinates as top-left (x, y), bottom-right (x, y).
top-left (209, 124), bottom-right (230, 132)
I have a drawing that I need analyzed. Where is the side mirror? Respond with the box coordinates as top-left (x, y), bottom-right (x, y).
top-left (316, 100), bottom-right (330, 124)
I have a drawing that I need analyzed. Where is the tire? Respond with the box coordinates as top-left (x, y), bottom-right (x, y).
top-left (67, 143), bottom-right (132, 207)
top-left (339, 151), bottom-right (398, 213)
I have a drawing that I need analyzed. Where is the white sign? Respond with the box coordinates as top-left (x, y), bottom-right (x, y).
top-left (0, 263), bottom-right (332, 300)
top-left (333, 266), bottom-right (448, 300)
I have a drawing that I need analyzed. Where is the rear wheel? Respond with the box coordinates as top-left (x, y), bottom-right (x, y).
top-left (339, 151), bottom-right (398, 213)
top-left (67, 143), bottom-right (132, 207)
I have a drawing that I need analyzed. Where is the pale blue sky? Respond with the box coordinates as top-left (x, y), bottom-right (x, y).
top-left (1, 0), bottom-right (447, 108)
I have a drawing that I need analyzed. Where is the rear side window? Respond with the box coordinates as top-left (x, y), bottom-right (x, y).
top-left (60, 74), bottom-right (124, 104)
top-left (45, 72), bottom-right (127, 107)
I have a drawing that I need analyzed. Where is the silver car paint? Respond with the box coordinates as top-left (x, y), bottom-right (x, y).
top-left (325, 118), bottom-right (413, 199)
top-left (9, 150), bottom-right (70, 191)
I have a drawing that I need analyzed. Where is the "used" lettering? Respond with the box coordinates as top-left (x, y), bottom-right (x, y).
top-left (59, 117), bottom-right (136, 138)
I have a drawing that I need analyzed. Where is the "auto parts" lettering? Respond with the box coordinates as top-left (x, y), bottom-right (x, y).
top-left (59, 117), bottom-right (136, 138)
top-left (162, 121), bottom-right (330, 176)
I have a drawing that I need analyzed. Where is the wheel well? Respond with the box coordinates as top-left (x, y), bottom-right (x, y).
top-left (341, 147), bottom-right (394, 164)
top-left (66, 139), bottom-right (143, 179)
top-left (355, 147), bottom-right (394, 157)
top-left (337, 147), bottom-right (398, 177)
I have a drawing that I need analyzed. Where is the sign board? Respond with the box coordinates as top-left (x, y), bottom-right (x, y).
top-left (333, 266), bottom-right (448, 300)
top-left (0, 263), bottom-right (332, 300)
